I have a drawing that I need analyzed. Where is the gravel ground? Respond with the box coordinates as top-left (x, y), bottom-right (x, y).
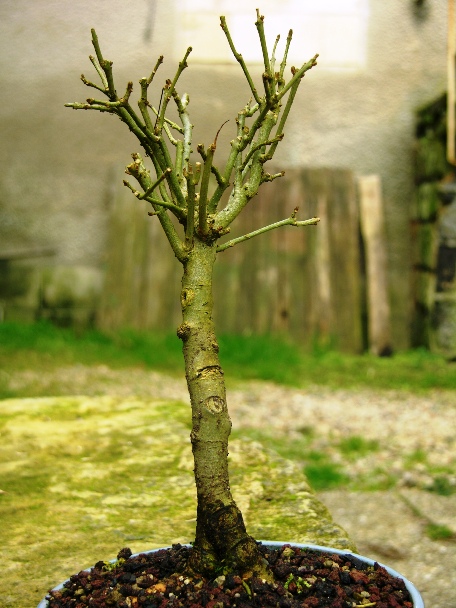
top-left (5, 365), bottom-right (456, 606)
top-left (228, 380), bottom-right (456, 608)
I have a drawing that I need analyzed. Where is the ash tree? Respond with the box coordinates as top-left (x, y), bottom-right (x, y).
top-left (66, 10), bottom-right (319, 579)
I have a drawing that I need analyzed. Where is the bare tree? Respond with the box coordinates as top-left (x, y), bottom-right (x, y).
top-left (66, 10), bottom-right (319, 578)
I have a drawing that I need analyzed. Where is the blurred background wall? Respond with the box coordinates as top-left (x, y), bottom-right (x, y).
top-left (0, 0), bottom-right (449, 351)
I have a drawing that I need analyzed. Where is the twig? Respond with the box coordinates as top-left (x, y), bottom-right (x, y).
top-left (264, 79), bottom-right (300, 162)
top-left (150, 106), bottom-right (184, 134)
top-left (261, 171), bottom-right (286, 183)
top-left (125, 153), bottom-right (186, 261)
top-left (184, 166), bottom-right (196, 245)
top-left (278, 30), bottom-right (293, 89)
top-left (276, 53), bottom-right (319, 102)
top-left (240, 135), bottom-right (284, 172)
top-left (255, 10), bottom-right (273, 99)
top-left (155, 47), bottom-right (192, 134)
top-left (91, 29), bottom-right (116, 97)
top-left (270, 34), bottom-right (280, 76)
top-left (123, 178), bottom-right (186, 220)
top-left (197, 144), bottom-right (225, 188)
top-left (80, 74), bottom-right (106, 94)
top-left (138, 168), bottom-right (171, 199)
top-left (89, 55), bottom-right (108, 90)
top-left (64, 102), bottom-right (115, 112)
top-left (220, 16), bottom-right (261, 104)
top-left (217, 212), bottom-right (320, 252)
top-left (199, 144), bottom-right (215, 236)
top-left (172, 90), bottom-right (193, 172)
top-left (147, 55), bottom-right (164, 85)
top-left (138, 56), bottom-right (164, 132)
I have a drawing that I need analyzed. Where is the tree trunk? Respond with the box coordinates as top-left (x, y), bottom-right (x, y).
top-left (177, 237), bottom-right (268, 577)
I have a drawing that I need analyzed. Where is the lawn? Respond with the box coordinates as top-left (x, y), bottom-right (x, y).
top-left (1, 321), bottom-right (454, 396)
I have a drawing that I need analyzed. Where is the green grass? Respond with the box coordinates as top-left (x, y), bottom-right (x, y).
top-left (427, 475), bottom-right (456, 496)
top-left (0, 321), bottom-right (454, 394)
top-left (0, 321), bottom-right (184, 372)
top-left (339, 436), bottom-right (380, 460)
top-left (425, 523), bottom-right (455, 541)
top-left (304, 462), bottom-right (349, 491)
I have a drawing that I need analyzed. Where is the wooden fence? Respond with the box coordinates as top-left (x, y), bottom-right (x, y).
top-left (99, 168), bottom-right (377, 353)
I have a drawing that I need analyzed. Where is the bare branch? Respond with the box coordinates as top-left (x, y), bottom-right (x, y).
top-left (172, 90), bottom-right (193, 172)
top-left (155, 47), bottom-right (192, 135)
top-left (217, 212), bottom-right (320, 252)
top-left (138, 168), bottom-right (172, 199)
top-left (240, 134), bottom-right (283, 172)
top-left (84, 97), bottom-right (121, 108)
top-left (184, 165), bottom-right (196, 245)
top-left (263, 79), bottom-right (300, 162)
top-left (220, 16), bottom-right (261, 104)
top-left (80, 73), bottom-right (106, 94)
top-left (123, 178), bottom-right (184, 218)
top-left (261, 170), bottom-right (285, 183)
top-left (138, 56), bottom-right (164, 132)
top-left (147, 55), bottom-right (164, 85)
top-left (199, 144), bottom-right (214, 236)
top-left (197, 144), bottom-right (225, 188)
top-left (151, 106), bottom-right (184, 134)
top-left (125, 153), bottom-right (186, 261)
top-left (276, 53), bottom-right (319, 102)
top-left (90, 29), bottom-right (105, 69)
top-left (65, 102), bottom-right (115, 112)
top-left (255, 10), bottom-right (274, 100)
top-left (91, 29), bottom-right (116, 97)
top-left (67, 15), bottom-right (318, 259)
top-left (278, 30), bottom-right (293, 88)
top-left (89, 55), bottom-right (108, 90)
top-left (270, 34), bottom-right (280, 75)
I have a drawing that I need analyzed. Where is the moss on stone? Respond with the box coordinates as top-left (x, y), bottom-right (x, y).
top-left (0, 396), bottom-right (354, 608)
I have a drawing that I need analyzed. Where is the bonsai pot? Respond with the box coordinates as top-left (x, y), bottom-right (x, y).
top-left (38, 541), bottom-right (424, 607)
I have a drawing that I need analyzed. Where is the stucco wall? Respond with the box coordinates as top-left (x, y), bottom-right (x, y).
top-left (0, 0), bottom-right (447, 347)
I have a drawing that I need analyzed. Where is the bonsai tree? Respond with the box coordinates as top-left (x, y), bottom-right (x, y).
top-left (66, 10), bottom-right (319, 580)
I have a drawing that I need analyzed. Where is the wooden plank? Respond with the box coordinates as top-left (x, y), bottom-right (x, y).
top-left (98, 190), bottom-right (182, 331)
top-left (447, 0), bottom-right (456, 164)
top-left (99, 168), bottom-right (364, 353)
top-left (358, 175), bottom-right (392, 355)
top-left (314, 191), bottom-right (332, 341)
top-left (326, 169), bottom-right (362, 352)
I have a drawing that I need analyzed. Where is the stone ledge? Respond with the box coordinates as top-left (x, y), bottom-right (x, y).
top-left (0, 395), bottom-right (355, 608)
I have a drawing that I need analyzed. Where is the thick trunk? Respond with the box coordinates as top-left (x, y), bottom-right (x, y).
top-left (177, 238), bottom-right (268, 578)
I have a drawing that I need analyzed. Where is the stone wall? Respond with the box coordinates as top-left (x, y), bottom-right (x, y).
top-left (412, 93), bottom-right (456, 357)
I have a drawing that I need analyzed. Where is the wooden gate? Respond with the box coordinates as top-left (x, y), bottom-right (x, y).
top-left (99, 168), bottom-right (364, 352)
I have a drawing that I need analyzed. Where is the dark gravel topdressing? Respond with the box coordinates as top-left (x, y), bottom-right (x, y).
top-left (42, 543), bottom-right (415, 608)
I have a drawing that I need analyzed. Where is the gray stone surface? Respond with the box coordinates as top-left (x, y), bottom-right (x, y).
top-left (321, 490), bottom-right (456, 608)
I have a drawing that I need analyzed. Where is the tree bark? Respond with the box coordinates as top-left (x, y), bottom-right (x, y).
top-left (177, 237), bottom-right (268, 577)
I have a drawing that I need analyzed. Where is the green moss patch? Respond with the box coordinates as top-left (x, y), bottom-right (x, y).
top-left (0, 396), bottom-right (354, 608)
